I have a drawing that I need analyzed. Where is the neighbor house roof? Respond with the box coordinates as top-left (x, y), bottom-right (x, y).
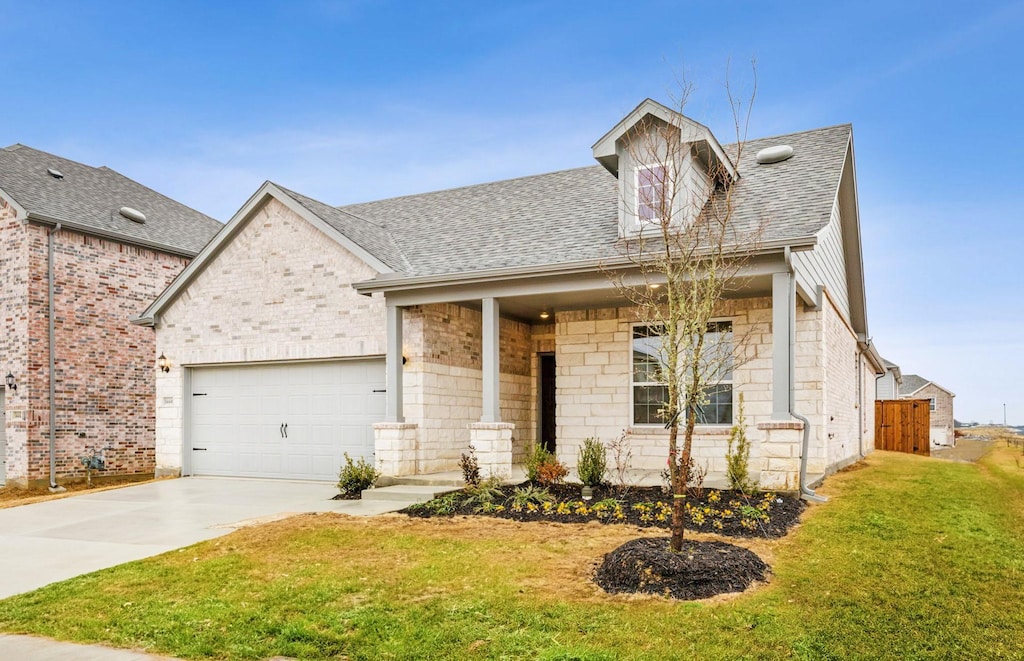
top-left (0, 144), bottom-right (222, 256)
top-left (899, 374), bottom-right (956, 398)
top-left (330, 123), bottom-right (852, 278)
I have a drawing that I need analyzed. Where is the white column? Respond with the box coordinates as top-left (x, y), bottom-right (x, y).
top-left (481, 297), bottom-right (500, 423)
top-left (385, 303), bottom-right (404, 423)
top-left (772, 271), bottom-right (794, 420)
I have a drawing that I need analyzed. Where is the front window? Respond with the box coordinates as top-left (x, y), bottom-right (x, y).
top-left (929, 397), bottom-right (937, 411)
top-left (636, 164), bottom-right (668, 224)
top-left (632, 322), bottom-right (734, 426)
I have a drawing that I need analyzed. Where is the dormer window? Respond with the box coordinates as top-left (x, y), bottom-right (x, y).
top-left (637, 164), bottom-right (668, 224)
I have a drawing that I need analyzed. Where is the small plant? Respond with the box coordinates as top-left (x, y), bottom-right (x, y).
top-left (725, 395), bottom-right (757, 495)
top-left (606, 431), bottom-right (634, 493)
top-left (577, 437), bottom-right (608, 487)
top-left (459, 447), bottom-right (481, 487)
top-left (508, 484), bottom-right (553, 509)
top-left (462, 476), bottom-right (505, 512)
top-left (537, 457), bottom-right (569, 485)
top-left (419, 492), bottom-right (462, 515)
top-left (525, 442), bottom-right (551, 482)
top-left (337, 453), bottom-right (381, 496)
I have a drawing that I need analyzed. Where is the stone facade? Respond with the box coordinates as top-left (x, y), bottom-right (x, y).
top-left (1, 210), bottom-right (189, 486)
top-left (153, 197), bottom-right (386, 476)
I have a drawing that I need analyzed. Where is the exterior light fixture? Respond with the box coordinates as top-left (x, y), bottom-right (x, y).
top-left (648, 283), bottom-right (662, 289)
top-left (5, 372), bottom-right (16, 391)
top-left (539, 310), bottom-right (551, 320)
top-left (157, 353), bottom-right (171, 373)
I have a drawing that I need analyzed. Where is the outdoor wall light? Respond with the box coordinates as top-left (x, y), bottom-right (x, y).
top-left (539, 310), bottom-right (551, 320)
top-left (5, 372), bottom-right (16, 391)
top-left (157, 353), bottom-right (171, 373)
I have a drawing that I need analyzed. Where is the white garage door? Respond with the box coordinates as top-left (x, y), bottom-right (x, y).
top-left (188, 359), bottom-right (385, 481)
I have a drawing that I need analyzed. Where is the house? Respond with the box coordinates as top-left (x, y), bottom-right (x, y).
top-left (875, 359), bottom-right (902, 400)
top-left (135, 99), bottom-right (884, 491)
top-left (0, 145), bottom-right (222, 487)
top-left (899, 374), bottom-right (955, 446)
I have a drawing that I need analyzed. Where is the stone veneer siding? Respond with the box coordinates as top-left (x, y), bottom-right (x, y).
top-left (153, 198), bottom-right (385, 476)
top-left (2, 211), bottom-right (189, 485)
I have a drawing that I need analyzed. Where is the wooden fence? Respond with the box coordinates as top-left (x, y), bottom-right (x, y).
top-left (875, 400), bottom-right (931, 456)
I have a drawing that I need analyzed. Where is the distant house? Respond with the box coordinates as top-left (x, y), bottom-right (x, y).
top-left (899, 375), bottom-right (955, 446)
top-left (876, 358), bottom-right (902, 400)
top-left (136, 98), bottom-right (884, 492)
top-left (0, 145), bottom-right (222, 487)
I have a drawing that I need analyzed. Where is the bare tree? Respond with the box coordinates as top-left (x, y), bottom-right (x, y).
top-left (607, 67), bottom-right (765, 552)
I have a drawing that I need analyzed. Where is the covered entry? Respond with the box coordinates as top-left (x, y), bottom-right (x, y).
top-left (188, 359), bottom-right (386, 481)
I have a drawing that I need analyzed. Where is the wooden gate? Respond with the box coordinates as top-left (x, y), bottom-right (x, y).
top-left (875, 400), bottom-right (931, 456)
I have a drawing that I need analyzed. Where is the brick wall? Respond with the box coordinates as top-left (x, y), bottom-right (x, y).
top-left (154, 197), bottom-right (385, 474)
top-left (0, 199), bottom-right (29, 482)
top-left (3, 221), bottom-right (189, 484)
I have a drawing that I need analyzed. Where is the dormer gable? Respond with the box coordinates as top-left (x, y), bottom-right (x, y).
top-left (592, 99), bottom-right (737, 237)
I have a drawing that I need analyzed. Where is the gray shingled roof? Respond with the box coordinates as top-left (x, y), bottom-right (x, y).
top-left (899, 374), bottom-right (930, 396)
top-left (318, 123), bottom-right (852, 277)
top-left (0, 145), bottom-right (222, 255)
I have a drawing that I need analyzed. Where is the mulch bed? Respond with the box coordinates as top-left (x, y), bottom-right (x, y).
top-left (402, 482), bottom-right (805, 539)
top-left (594, 537), bottom-right (769, 600)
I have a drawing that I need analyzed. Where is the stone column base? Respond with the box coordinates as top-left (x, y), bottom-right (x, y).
top-left (374, 422), bottom-right (419, 477)
top-left (468, 422), bottom-right (514, 479)
top-left (757, 420), bottom-right (804, 491)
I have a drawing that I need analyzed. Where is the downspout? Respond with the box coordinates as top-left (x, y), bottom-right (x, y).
top-left (783, 247), bottom-right (827, 503)
top-left (47, 224), bottom-right (64, 492)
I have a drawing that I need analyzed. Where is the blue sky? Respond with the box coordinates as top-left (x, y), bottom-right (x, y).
top-left (1, 1), bottom-right (1022, 424)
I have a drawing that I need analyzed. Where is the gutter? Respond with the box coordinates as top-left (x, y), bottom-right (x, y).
top-left (25, 212), bottom-right (200, 259)
top-left (782, 247), bottom-right (827, 503)
top-left (353, 236), bottom-right (818, 295)
top-left (47, 224), bottom-right (65, 492)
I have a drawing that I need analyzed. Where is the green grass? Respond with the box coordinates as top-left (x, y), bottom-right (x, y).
top-left (1, 446), bottom-right (1022, 660)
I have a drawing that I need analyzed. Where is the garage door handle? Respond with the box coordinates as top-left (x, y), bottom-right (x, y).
top-left (372, 389), bottom-right (386, 393)
top-left (283, 423), bottom-right (288, 438)
top-left (193, 447), bottom-right (207, 451)
top-left (280, 423), bottom-right (284, 438)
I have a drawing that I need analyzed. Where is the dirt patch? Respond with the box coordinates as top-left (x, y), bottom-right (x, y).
top-left (403, 483), bottom-right (805, 539)
top-left (931, 439), bottom-right (993, 463)
top-left (595, 537), bottom-right (769, 600)
top-left (0, 476), bottom-right (159, 509)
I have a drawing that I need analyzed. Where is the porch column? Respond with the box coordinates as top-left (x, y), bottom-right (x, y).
top-left (771, 271), bottom-right (794, 420)
top-left (480, 296), bottom-right (500, 423)
top-left (385, 303), bottom-right (404, 422)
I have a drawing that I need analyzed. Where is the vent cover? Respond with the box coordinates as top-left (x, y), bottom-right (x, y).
top-left (755, 145), bottom-right (794, 165)
top-left (119, 206), bottom-right (146, 223)
top-left (46, 167), bottom-right (64, 179)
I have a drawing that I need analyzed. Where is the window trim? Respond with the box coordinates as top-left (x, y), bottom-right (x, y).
top-left (629, 319), bottom-right (735, 428)
top-left (929, 397), bottom-right (937, 412)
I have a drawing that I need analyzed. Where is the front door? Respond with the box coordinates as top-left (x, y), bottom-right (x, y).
top-left (539, 353), bottom-right (556, 453)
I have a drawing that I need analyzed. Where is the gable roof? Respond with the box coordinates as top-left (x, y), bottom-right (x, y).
top-left (333, 123), bottom-right (852, 278)
top-left (899, 374), bottom-right (956, 398)
top-left (0, 144), bottom-right (221, 256)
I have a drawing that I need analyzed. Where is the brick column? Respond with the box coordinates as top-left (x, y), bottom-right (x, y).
top-left (757, 420), bottom-right (804, 491)
top-left (469, 422), bottom-right (514, 479)
top-left (374, 422), bottom-right (418, 477)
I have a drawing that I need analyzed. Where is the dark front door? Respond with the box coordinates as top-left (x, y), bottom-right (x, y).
top-left (539, 353), bottom-right (556, 453)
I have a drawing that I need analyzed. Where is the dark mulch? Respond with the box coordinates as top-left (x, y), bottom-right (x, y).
top-left (594, 537), bottom-right (769, 600)
top-left (331, 492), bottom-right (362, 500)
top-left (402, 482), bottom-right (805, 539)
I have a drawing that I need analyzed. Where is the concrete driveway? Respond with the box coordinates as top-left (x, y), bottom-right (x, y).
top-left (0, 477), bottom-right (398, 600)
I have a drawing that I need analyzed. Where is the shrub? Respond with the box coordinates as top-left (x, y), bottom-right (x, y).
top-left (537, 457), bottom-right (569, 485)
top-left (725, 395), bottom-right (757, 495)
top-left (577, 437), bottom-right (608, 487)
top-left (459, 448), bottom-right (481, 487)
top-left (462, 475), bottom-right (505, 512)
top-left (524, 442), bottom-right (550, 482)
top-left (606, 431), bottom-right (634, 493)
top-left (337, 453), bottom-right (381, 496)
top-left (508, 484), bottom-right (553, 508)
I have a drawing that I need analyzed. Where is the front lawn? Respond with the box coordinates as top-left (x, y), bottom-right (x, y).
top-left (0, 446), bottom-right (1021, 660)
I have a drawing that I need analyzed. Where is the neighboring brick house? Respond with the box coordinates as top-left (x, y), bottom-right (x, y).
top-left (899, 374), bottom-right (955, 446)
top-left (0, 145), bottom-right (221, 487)
top-left (137, 99), bottom-right (884, 492)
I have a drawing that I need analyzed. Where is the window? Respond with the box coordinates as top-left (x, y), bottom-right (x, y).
top-left (636, 164), bottom-right (668, 224)
top-left (632, 322), bottom-right (734, 426)
top-left (929, 397), bottom-right (937, 411)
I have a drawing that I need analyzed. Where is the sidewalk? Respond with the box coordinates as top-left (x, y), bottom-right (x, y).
top-left (0, 634), bottom-right (178, 660)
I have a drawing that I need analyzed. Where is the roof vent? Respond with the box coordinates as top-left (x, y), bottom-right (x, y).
top-left (755, 145), bottom-right (794, 165)
top-left (46, 167), bottom-right (64, 180)
top-left (118, 206), bottom-right (146, 224)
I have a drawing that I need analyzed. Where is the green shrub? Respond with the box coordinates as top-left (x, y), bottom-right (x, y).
top-left (725, 395), bottom-right (757, 495)
top-left (462, 476), bottom-right (505, 512)
top-left (576, 437), bottom-right (608, 487)
top-left (337, 453), bottom-right (381, 496)
top-left (508, 484), bottom-right (553, 508)
top-left (524, 442), bottom-right (550, 482)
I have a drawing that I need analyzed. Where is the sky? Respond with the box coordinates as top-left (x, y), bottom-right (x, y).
top-left (1, 0), bottom-right (1022, 424)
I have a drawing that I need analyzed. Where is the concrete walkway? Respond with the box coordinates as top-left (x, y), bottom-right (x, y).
top-left (0, 634), bottom-right (178, 660)
top-left (0, 476), bottom-right (402, 600)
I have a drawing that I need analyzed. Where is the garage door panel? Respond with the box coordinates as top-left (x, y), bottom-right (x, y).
top-left (189, 359), bottom-right (384, 481)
